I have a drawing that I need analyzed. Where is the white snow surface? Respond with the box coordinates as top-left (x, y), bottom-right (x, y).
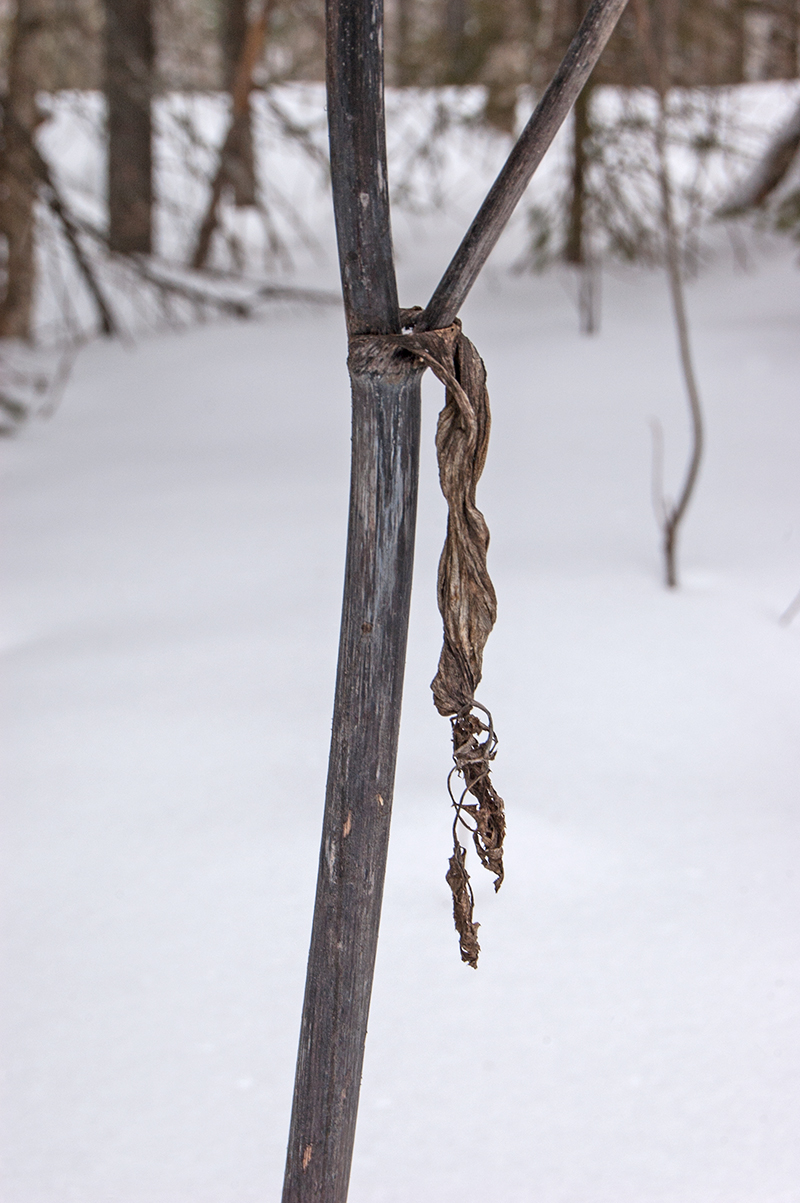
top-left (3, 97), bottom-right (800, 1203)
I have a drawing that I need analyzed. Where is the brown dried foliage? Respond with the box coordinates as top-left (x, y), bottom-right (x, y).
top-left (349, 310), bottom-right (505, 967)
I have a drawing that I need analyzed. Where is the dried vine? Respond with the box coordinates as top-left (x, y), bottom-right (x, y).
top-left (349, 309), bottom-right (505, 967)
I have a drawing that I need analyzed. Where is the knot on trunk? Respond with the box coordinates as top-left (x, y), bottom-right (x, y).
top-left (349, 309), bottom-right (505, 968)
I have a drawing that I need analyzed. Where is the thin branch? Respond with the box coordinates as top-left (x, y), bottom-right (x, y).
top-left (418, 0), bottom-right (629, 331)
top-left (69, 213), bottom-right (339, 318)
top-left (126, 258), bottom-right (339, 317)
top-left (633, 0), bottom-right (704, 589)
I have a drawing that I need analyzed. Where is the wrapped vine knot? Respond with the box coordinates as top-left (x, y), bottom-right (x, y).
top-left (348, 307), bottom-right (505, 969)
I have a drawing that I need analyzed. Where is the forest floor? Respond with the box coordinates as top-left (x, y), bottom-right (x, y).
top-left (2, 87), bottom-right (800, 1203)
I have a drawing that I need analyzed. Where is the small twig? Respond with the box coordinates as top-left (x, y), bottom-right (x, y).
top-left (717, 99), bottom-right (800, 217)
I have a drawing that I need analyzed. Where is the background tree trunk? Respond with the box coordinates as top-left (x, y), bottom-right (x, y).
top-left (0, 0), bottom-right (42, 339)
top-left (220, 0), bottom-right (257, 207)
top-left (564, 0), bottom-right (599, 333)
top-left (105, 0), bottom-right (154, 254)
top-left (564, 77), bottom-right (599, 332)
top-left (633, 0), bottom-right (704, 588)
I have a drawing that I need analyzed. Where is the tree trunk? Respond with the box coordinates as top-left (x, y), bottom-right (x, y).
top-left (281, 2), bottom-right (415, 1200)
top-left (565, 77), bottom-right (588, 263)
top-left (220, 0), bottom-right (257, 207)
top-left (105, 0), bottom-right (154, 254)
top-left (0, 0), bottom-right (41, 340)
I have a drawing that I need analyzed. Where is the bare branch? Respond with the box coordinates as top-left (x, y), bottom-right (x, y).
top-left (190, 0), bottom-right (274, 269)
top-left (418, 0), bottom-right (630, 332)
top-left (632, 0), bottom-right (704, 589)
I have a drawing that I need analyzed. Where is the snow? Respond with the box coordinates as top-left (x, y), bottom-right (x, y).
top-left (3, 89), bottom-right (800, 1203)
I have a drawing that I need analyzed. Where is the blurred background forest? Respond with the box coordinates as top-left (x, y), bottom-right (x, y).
top-left (1, 0), bottom-right (799, 380)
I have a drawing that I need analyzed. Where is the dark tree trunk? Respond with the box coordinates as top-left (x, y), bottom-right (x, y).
top-left (221, 0), bottom-right (248, 86)
top-left (281, 2), bottom-right (412, 1198)
top-left (220, 0), bottom-right (257, 207)
top-left (105, 0), bottom-right (154, 254)
top-left (282, 3), bottom-right (424, 1199)
top-left (0, 0), bottom-right (40, 339)
top-left (281, 362), bottom-right (423, 1203)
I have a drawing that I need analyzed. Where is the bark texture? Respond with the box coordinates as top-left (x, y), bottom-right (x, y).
top-left (282, 2), bottom-right (406, 1200)
top-left (191, 2), bottom-right (271, 269)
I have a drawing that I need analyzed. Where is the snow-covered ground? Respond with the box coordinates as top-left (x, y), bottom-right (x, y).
top-left (2, 88), bottom-right (800, 1203)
